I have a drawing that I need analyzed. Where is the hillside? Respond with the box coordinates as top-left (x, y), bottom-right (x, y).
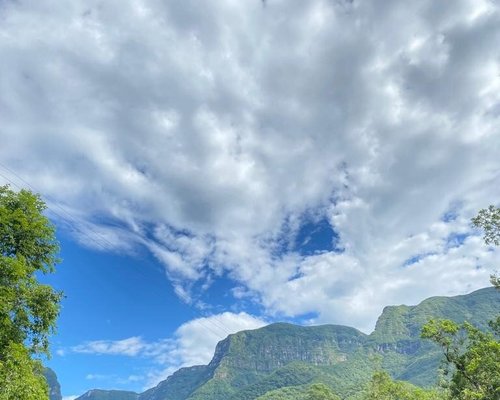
top-left (43, 368), bottom-right (62, 400)
top-left (73, 287), bottom-right (499, 400)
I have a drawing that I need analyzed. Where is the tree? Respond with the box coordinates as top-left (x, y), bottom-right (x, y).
top-left (471, 205), bottom-right (500, 288)
top-left (419, 205), bottom-right (500, 400)
top-left (361, 371), bottom-right (445, 400)
top-left (0, 185), bottom-right (62, 400)
top-left (305, 383), bottom-right (340, 400)
top-left (421, 320), bottom-right (499, 400)
top-left (472, 205), bottom-right (500, 246)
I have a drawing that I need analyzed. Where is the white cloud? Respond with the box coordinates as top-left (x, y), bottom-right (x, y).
top-left (0, 0), bottom-right (499, 331)
top-left (56, 349), bottom-right (66, 357)
top-left (72, 336), bottom-right (153, 357)
top-left (62, 397), bottom-right (78, 400)
top-left (69, 312), bottom-right (266, 388)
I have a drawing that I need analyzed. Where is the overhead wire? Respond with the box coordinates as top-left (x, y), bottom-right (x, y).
top-left (0, 162), bottom-right (119, 252)
top-left (0, 163), bottom-right (238, 342)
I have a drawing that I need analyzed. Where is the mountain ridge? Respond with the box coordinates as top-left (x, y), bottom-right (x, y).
top-left (69, 286), bottom-right (498, 400)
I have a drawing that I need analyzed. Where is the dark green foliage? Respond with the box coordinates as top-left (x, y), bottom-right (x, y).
top-left (0, 186), bottom-right (62, 399)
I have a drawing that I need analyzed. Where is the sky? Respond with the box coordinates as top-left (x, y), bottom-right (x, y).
top-left (0, 0), bottom-right (499, 398)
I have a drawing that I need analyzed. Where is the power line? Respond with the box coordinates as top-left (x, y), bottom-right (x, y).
top-left (206, 314), bottom-right (233, 336)
top-left (0, 163), bottom-right (239, 339)
top-left (0, 163), bottom-right (125, 252)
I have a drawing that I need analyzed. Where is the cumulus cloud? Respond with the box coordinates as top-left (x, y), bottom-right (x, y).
top-left (69, 312), bottom-right (266, 387)
top-left (0, 0), bottom-right (499, 329)
top-left (72, 336), bottom-right (157, 357)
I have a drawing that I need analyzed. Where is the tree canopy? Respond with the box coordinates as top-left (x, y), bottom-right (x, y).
top-left (471, 205), bottom-right (500, 246)
top-left (0, 185), bottom-right (62, 400)
top-left (361, 371), bottom-right (445, 400)
top-left (306, 383), bottom-right (340, 400)
top-left (472, 205), bottom-right (500, 288)
top-left (421, 320), bottom-right (499, 400)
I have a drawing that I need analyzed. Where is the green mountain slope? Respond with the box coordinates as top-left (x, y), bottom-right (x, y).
top-left (43, 368), bottom-right (62, 400)
top-left (140, 365), bottom-right (211, 400)
top-left (76, 389), bottom-right (139, 400)
top-left (187, 323), bottom-right (367, 400)
top-left (367, 287), bottom-right (499, 387)
top-left (72, 287), bottom-right (499, 400)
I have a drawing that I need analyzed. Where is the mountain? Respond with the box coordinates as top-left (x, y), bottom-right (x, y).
top-left (74, 287), bottom-right (499, 400)
top-left (76, 389), bottom-right (139, 400)
top-left (43, 367), bottom-right (62, 400)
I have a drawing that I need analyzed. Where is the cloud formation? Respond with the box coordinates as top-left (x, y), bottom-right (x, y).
top-left (1, 0), bottom-right (499, 330)
top-left (69, 312), bottom-right (266, 387)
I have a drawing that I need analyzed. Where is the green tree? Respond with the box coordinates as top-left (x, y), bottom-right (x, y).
top-left (472, 205), bottom-right (500, 246)
top-left (362, 371), bottom-right (445, 400)
top-left (471, 205), bottom-right (500, 288)
top-left (306, 383), bottom-right (340, 400)
top-left (419, 205), bottom-right (500, 399)
top-left (0, 185), bottom-right (62, 400)
top-left (421, 320), bottom-right (499, 400)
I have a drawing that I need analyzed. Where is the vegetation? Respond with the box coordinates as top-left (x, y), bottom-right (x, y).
top-left (360, 371), bottom-right (445, 400)
top-left (305, 383), bottom-right (340, 400)
top-left (0, 186), bottom-right (62, 400)
top-left (77, 287), bottom-right (499, 400)
top-left (472, 205), bottom-right (500, 288)
top-left (421, 320), bottom-right (499, 399)
top-left (472, 205), bottom-right (500, 246)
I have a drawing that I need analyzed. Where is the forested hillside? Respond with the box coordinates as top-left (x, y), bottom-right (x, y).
top-left (72, 287), bottom-right (499, 400)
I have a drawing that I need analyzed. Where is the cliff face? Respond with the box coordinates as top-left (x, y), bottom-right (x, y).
top-left (365, 287), bottom-right (500, 386)
top-left (212, 323), bottom-right (367, 373)
top-left (43, 368), bottom-right (62, 400)
top-left (184, 324), bottom-right (368, 400)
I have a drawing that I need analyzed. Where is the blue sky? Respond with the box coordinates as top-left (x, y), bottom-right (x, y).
top-left (1, 0), bottom-right (500, 398)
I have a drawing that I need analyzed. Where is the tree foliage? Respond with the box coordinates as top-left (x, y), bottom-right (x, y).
top-left (472, 205), bottom-right (500, 288)
top-left (305, 383), bottom-right (340, 400)
top-left (418, 205), bottom-right (500, 399)
top-left (0, 185), bottom-right (62, 399)
top-left (0, 343), bottom-right (49, 400)
top-left (361, 371), bottom-right (445, 400)
top-left (421, 320), bottom-right (499, 400)
top-left (471, 205), bottom-right (500, 246)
